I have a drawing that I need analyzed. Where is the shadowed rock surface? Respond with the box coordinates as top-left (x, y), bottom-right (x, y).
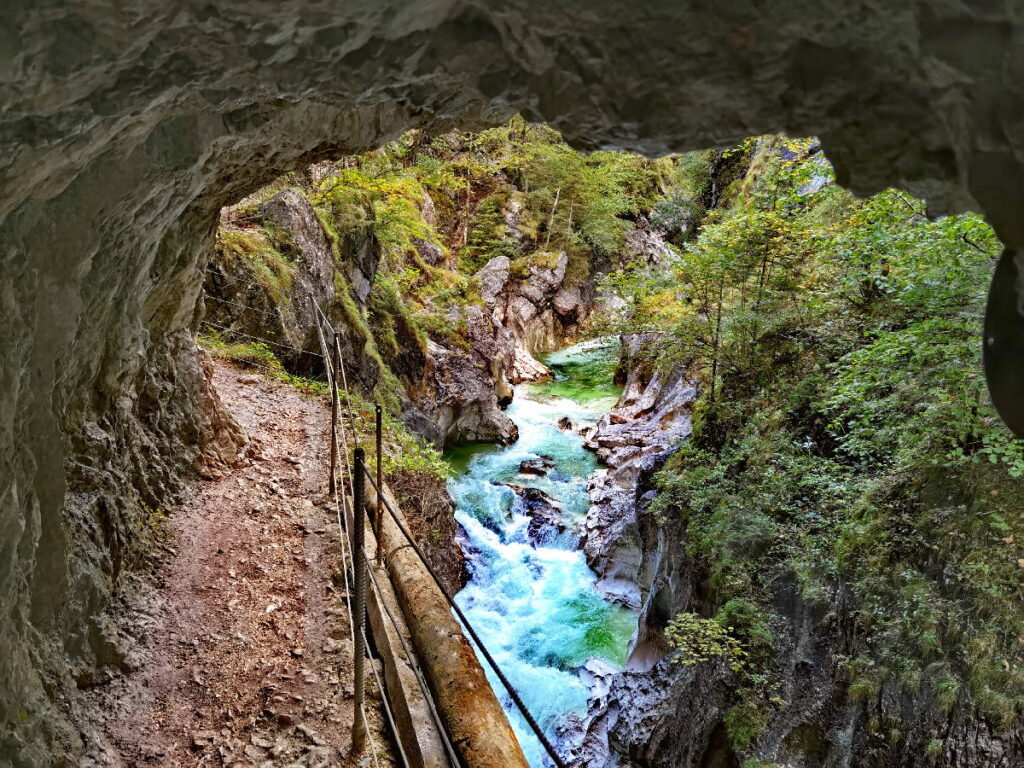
top-left (4, 2), bottom-right (1024, 764)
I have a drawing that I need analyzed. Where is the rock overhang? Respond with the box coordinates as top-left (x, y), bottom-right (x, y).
top-left (2, 1), bottom-right (1024, 763)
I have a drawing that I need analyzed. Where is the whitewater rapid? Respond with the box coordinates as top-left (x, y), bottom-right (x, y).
top-left (448, 340), bottom-right (637, 767)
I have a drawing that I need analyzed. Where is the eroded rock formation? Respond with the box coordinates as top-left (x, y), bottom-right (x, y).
top-left (582, 334), bottom-right (696, 609)
top-left (4, 2), bottom-right (1024, 763)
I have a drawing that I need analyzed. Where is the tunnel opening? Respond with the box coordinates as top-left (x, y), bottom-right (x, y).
top-left (6, 106), bottom-right (1023, 766)
top-left (151, 120), bottom-right (1022, 768)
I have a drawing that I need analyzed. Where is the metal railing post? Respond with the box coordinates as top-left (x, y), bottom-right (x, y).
top-left (329, 344), bottom-right (339, 498)
top-left (375, 404), bottom-right (384, 566)
top-left (351, 447), bottom-right (368, 753)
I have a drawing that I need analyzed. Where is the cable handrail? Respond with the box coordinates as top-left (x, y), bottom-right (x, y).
top-left (203, 267), bottom-right (285, 296)
top-left (204, 293), bottom-right (283, 320)
top-left (325, 361), bottom-right (403, 768)
top-left (311, 295), bottom-right (566, 768)
top-left (202, 321), bottom-right (324, 359)
top-left (361, 464), bottom-right (568, 768)
top-left (320, 306), bottom-right (462, 767)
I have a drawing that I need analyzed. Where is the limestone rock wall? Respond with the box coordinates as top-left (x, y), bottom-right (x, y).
top-left (3, 2), bottom-right (1024, 764)
top-left (581, 333), bottom-right (696, 610)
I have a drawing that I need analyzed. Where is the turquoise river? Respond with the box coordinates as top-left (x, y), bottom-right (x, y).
top-left (446, 339), bottom-right (638, 766)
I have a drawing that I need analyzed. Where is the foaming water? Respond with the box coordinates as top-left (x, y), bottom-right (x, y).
top-left (448, 339), bottom-right (636, 766)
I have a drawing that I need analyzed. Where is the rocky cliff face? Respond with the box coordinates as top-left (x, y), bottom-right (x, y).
top-left (591, 556), bottom-right (1024, 768)
top-left (205, 187), bottom-right (523, 449)
top-left (580, 334), bottom-right (696, 610)
top-left (572, 338), bottom-right (1024, 768)
top-left (203, 180), bottom-right (607, 451)
top-left (478, 250), bottom-right (594, 382)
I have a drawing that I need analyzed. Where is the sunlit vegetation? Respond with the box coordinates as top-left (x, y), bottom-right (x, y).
top-left (215, 227), bottom-right (296, 305)
top-left (213, 123), bottom-right (1023, 751)
top-left (601, 136), bottom-right (1023, 746)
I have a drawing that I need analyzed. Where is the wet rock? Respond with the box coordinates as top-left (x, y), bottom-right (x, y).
top-left (422, 339), bottom-right (519, 447)
top-left (519, 456), bottom-right (556, 476)
top-left (525, 509), bottom-right (565, 545)
top-left (581, 334), bottom-right (696, 607)
top-left (558, 416), bottom-right (574, 431)
top-left (502, 484), bottom-right (567, 545)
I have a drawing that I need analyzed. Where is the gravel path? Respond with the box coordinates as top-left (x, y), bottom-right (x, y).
top-left (82, 362), bottom-right (394, 768)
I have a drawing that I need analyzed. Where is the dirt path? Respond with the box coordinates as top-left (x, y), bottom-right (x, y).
top-left (83, 363), bottom-right (394, 767)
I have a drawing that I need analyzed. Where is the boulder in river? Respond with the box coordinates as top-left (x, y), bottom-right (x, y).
top-left (500, 484), bottom-right (567, 545)
top-left (519, 456), bottom-right (556, 476)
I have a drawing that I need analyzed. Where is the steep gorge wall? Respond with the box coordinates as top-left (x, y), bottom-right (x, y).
top-left (574, 338), bottom-right (1024, 768)
top-left (4, 2), bottom-right (1024, 764)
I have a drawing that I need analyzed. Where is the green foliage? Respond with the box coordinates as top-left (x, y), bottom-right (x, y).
top-left (665, 612), bottom-right (747, 671)
top-left (725, 697), bottom-right (770, 752)
top-left (198, 331), bottom-right (329, 397)
top-left (650, 149), bottom-right (716, 240)
top-left (198, 331), bottom-right (281, 370)
top-left (313, 166), bottom-right (440, 263)
top-left (378, 409), bottom-right (452, 480)
top-left (216, 227), bottom-right (296, 304)
top-left (460, 194), bottom-right (519, 272)
top-left (613, 134), bottom-right (1024, 732)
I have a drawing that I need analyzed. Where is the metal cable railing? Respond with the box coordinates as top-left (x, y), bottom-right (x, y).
top-left (202, 321), bottom-right (324, 359)
top-left (360, 465), bottom-right (568, 768)
top-left (197, 290), bottom-right (401, 764)
top-left (202, 287), bottom-right (566, 765)
top-left (309, 296), bottom-right (568, 768)
top-left (316, 304), bottom-right (463, 767)
top-left (204, 293), bottom-right (283, 320)
top-left (324, 353), bottom-right (405, 768)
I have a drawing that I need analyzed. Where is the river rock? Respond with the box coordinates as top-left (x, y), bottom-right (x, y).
top-left (422, 339), bottom-right (519, 447)
top-left (519, 456), bottom-right (556, 476)
top-left (481, 249), bottom-right (595, 383)
top-left (502, 484), bottom-right (567, 545)
top-left (582, 334), bottom-right (696, 607)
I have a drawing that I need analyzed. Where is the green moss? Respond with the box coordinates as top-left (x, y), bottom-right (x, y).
top-left (725, 698), bottom-right (770, 752)
top-left (199, 331), bottom-right (281, 370)
top-left (925, 739), bottom-right (944, 762)
top-left (215, 226), bottom-right (295, 305)
top-left (198, 332), bottom-right (328, 398)
top-left (313, 203), bottom-right (343, 261)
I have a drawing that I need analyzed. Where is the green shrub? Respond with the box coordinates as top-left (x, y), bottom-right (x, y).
top-left (665, 613), bottom-right (746, 671)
